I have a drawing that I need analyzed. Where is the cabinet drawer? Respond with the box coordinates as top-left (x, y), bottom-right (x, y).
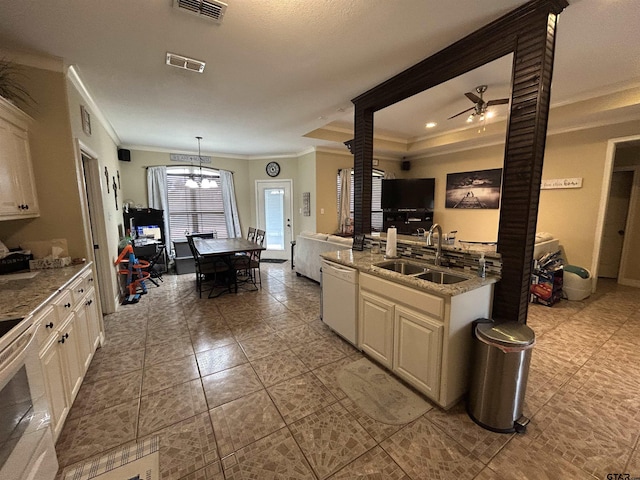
top-left (70, 277), bottom-right (87, 303)
top-left (81, 268), bottom-right (96, 293)
top-left (360, 273), bottom-right (444, 319)
top-left (52, 289), bottom-right (75, 321)
top-left (34, 304), bottom-right (58, 350)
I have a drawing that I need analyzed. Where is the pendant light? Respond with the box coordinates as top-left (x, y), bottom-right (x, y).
top-left (185, 137), bottom-right (200, 188)
top-left (186, 136), bottom-right (218, 188)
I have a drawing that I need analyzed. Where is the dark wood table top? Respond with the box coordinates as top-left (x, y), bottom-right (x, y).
top-left (193, 237), bottom-right (265, 256)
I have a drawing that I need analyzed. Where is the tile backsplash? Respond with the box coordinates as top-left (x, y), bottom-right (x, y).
top-left (364, 235), bottom-right (502, 276)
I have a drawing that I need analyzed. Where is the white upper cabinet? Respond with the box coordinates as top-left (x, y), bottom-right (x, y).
top-left (0, 96), bottom-right (39, 220)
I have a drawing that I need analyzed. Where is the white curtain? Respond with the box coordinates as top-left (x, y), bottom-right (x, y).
top-left (146, 166), bottom-right (171, 246)
top-left (220, 170), bottom-right (242, 238)
top-left (339, 168), bottom-right (351, 234)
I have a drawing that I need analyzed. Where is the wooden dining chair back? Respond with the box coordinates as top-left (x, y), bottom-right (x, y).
top-left (247, 227), bottom-right (257, 242)
top-left (249, 229), bottom-right (266, 288)
top-left (186, 234), bottom-right (230, 298)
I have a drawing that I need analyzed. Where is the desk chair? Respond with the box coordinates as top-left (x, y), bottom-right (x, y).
top-left (144, 244), bottom-right (165, 286)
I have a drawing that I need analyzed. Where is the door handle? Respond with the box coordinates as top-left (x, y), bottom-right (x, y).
top-left (618, 230), bottom-right (625, 235)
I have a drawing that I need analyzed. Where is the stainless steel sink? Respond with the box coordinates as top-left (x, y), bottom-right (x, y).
top-left (374, 260), bottom-right (428, 275)
top-left (414, 271), bottom-right (468, 284)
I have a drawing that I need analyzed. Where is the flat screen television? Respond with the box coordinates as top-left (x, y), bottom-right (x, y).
top-left (381, 178), bottom-right (435, 210)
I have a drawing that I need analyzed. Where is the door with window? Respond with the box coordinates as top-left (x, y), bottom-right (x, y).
top-left (256, 180), bottom-right (293, 260)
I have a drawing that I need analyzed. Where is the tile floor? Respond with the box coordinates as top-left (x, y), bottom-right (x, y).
top-left (55, 262), bottom-right (640, 480)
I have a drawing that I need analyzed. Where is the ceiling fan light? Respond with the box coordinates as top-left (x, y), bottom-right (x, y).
top-left (425, 122), bottom-right (437, 129)
top-left (185, 177), bottom-right (199, 188)
top-left (486, 111), bottom-right (495, 119)
top-left (466, 115), bottom-right (474, 123)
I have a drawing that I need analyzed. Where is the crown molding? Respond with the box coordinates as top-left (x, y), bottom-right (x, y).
top-left (67, 65), bottom-right (121, 145)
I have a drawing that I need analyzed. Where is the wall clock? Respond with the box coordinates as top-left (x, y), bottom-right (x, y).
top-left (266, 161), bottom-right (280, 177)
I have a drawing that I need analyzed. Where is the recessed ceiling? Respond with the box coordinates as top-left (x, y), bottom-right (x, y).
top-left (0, 0), bottom-right (638, 157)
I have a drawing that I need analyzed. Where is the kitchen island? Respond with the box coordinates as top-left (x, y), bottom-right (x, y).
top-left (321, 248), bottom-right (498, 409)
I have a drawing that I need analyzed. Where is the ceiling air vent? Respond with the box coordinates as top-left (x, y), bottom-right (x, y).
top-left (174, 0), bottom-right (227, 23)
top-left (166, 52), bottom-right (206, 73)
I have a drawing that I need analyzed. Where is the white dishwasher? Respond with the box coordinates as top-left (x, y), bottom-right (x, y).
top-left (321, 259), bottom-right (358, 346)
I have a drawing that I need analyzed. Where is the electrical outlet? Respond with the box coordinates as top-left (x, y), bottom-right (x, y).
top-left (320, 208), bottom-right (325, 214)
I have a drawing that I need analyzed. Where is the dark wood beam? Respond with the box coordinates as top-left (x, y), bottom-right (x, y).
top-left (350, 0), bottom-right (569, 324)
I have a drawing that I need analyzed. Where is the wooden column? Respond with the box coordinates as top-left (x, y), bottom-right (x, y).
top-left (493, 11), bottom-right (561, 324)
top-left (350, 0), bottom-right (569, 324)
top-left (353, 106), bottom-right (374, 235)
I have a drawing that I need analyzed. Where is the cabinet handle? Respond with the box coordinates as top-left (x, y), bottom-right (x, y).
top-left (58, 333), bottom-right (69, 344)
top-left (45, 322), bottom-right (54, 329)
top-left (24, 204), bottom-right (29, 210)
top-left (78, 288), bottom-right (84, 293)
top-left (86, 299), bottom-right (93, 306)
top-left (64, 302), bottom-right (71, 308)
top-left (88, 278), bottom-right (94, 282)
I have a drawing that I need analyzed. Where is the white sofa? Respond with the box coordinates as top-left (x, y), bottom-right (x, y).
top-left (294, 232), bottom-right (353, 283)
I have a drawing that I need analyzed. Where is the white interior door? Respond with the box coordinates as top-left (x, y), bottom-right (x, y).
top-left (256, 180), bottom-right (293, 260)
top-left (598, 170), bottom-right (633, 278)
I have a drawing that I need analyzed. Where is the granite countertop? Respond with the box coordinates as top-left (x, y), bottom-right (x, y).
top-left (321, 249), bottom-right (498, 297)
top-left (0, 263), bottom-right (92, 321)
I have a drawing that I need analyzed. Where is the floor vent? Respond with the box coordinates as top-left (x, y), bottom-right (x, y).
top-left (174, 0), bottom-right (227, 23)
top-left (166, 52), bottom-right (206, 73)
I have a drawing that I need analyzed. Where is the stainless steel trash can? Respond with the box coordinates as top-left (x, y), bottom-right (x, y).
top-left (467, 319), bottom-right (535, 433)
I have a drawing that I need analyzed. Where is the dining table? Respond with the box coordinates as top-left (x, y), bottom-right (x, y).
top-left (192, 237), bottom-right (265, 294)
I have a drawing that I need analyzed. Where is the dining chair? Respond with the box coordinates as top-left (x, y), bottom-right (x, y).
top-left (186, 233), bottom-right (231, 298)
top-left (247, 227), bottom-right (257, 242)
top-left (250, 229), bottom-right (266, 288)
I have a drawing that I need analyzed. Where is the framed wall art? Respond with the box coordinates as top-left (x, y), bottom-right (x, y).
top-left (80, 105), bottom-right (92, 136)
top-left (445, 168), bottom-right (503, 209)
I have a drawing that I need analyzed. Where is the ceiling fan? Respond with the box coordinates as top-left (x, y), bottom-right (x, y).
top-left (448, 85), bottom-right (509, 120)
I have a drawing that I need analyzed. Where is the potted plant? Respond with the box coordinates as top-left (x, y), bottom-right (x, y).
top-left (0, 59), bottom-right (34, 107)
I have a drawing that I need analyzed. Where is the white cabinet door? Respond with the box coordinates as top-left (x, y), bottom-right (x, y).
top-left (393, 305), bottom-right (444, 400)
top-left (59, 316), bottom-right (84, 401)
top-left (40, 336), bottom-right (69, 440)
top-left (359, 290), bottom-right (395, 368)
top-left (0, 99), bottom-right (39, 219)
top-left (84, 289), bottom-right (101, 351)
top-left (73, 303), bottom-right (92, 373)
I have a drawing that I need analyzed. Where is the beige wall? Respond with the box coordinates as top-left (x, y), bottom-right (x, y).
top-left (296, 150), bottom-right (317, 234)
top-left (409, 120), bottom-right (640, 274)
top-left (120, 149), bottom-right (253, 239)
top-left (409, 144), bottom-right (505, 243)
top-left (0, 66), bottom-right (87, 259)
top-left (66, 77), bottom-right (122, 308)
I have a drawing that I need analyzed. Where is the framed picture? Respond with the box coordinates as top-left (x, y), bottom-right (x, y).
top-left (353, 233), bottom-right (365, 251)
top-left (445, 168), bottom-right (502, 209)
top-left (302, 192), bottom-right (311, 216)
top-left (81, 105), bottom-right (92, 136)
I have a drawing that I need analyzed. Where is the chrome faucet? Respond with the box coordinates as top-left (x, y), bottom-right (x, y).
top-left (428, 223), bottom-right (443, 266)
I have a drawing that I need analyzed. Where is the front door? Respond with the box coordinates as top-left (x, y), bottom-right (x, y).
top-left (255, 180), bottom-right (293, 261)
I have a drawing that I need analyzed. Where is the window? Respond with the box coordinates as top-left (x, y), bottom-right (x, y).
top-left (166, 166), bottom-right (227, 240)
top-left (337, 169), bottom-right (384, 232)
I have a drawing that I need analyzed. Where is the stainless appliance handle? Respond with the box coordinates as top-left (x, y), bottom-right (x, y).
top-left (0, 324), bottom-right (36, 386)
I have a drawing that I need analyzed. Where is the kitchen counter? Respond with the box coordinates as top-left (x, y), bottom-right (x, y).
top-left (321, 249), bottom-right (498, 297)
top-left (0, 263), bottom-right (91, 321)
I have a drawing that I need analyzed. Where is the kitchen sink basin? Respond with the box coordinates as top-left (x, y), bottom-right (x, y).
top-left (374, 260), bottom-right (428, 275)
top-left (414, 271), bottom-right (468, 284)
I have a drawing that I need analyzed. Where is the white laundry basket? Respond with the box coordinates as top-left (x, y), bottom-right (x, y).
top-left (563, 265), bottom-right (591, 301)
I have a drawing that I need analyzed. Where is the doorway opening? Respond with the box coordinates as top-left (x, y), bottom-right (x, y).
top-left (594, 136), bottom-right (640, 289)
top-left (76, 142), bottom-right (117, 314)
